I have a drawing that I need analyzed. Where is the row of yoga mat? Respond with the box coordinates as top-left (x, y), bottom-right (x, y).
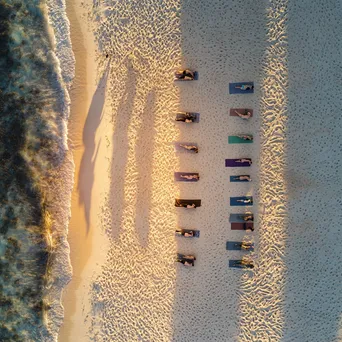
top-left (175, 73), bottom-right (255, 94)
top-left (176, 109), bottom-right (254, 122)
top-left (227, 83), bottom-right (255, 269)
top-left (174, 172), bottom-right (251, 183)
top-left (174, 198), bottom-right (253, 207)
top-left (175, 73), bottom-right (255, 268)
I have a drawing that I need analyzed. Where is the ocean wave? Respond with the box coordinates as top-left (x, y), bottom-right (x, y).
top-left (0, 0), bottom-right (75, 340)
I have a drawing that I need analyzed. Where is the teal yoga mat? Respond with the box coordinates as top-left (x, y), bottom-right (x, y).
top-left (228, 136), bottom-right (253, 144)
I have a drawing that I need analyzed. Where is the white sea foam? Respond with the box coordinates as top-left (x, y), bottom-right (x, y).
top-left (43, 0), bottom-right (75, 340)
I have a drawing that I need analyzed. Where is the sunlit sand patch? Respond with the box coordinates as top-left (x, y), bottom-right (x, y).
top-left (88, 1), bottom-right (182, 340)
top-left (238, 1), bottom-right (288, 341)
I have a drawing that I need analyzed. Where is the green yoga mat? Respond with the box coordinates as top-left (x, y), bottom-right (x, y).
top-left (228, 136), bottom-right (253, 144)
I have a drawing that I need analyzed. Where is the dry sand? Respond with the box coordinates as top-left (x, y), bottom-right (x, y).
top-left (58, 0), bottom-right (342, 341)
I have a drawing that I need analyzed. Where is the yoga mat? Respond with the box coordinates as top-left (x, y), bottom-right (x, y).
top-left (229, 108), bottom-right (253, 117)
top-left (231, 222), bottom-right (254, 231)
top-left (230, 196), bottom-right (253, 206)
top-left (175, 112), bottom-right (200, 123)
top-left (175, 199), bottom-right (201, 208)
top-left (229, 260), bottom-right (254, 269)
top-left (177, 253), bottom-right (196, 262)
top-left (228, 136), bottom-right (253, 144)
top-left (226, 241), bottom-right (254, 251)
top-left (229, 213), bottom-right (254, 223)
top-left (174, 71), bottom-right (199, 81)
top-left (175, 229), bottom-right (200, 238)
top-left (225, 159), bottom-right (252, 167)
top-left (174, 142), bottom-right (199, 153)
top-left (230, 175), bottom-right (251, 182)
top-left (174, 172), bottom-right (199, 182)
top-left (229, 82), bottom-right (254, 94)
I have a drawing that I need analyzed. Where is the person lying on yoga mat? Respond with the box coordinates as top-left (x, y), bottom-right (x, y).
top-left (180, 144), bottom-right (199, 153)
top-left (234, 259), bottom-right (254, 268)
top-left (177, 255), bottom-right (196, 266)
top-left (241, 214), bottom-right (254, 222)
top-left (235, 110), bottom-right (252, 119)
top-left (233, 175), bottom-right (251, 181)
top-left (237, 198), bottom-right (253, 204)
top-left (244, 224), bottom-right (254, 232)
top-left (241, 242), bottom-right (254, 250)
top-left (176, 230), bottom-right (194, 237)
top-left (179, 260), bottom-right (194, 266)
top-left (175, 112), bottom-right (196, 123)
top-left (180, 174), bottom-right (200, 180)
top-left (237, 134), bottom-right (253, 141)
top-left (236, 158), bottom-right (252, 165)
top-left (235, 84), bottom-right (254, 90)
top-left (175, 200), bottom-right (198, 208)
top-left (175, 69), bottom-right (194, 80)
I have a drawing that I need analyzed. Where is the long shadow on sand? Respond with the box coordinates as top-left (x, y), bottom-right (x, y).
top-left (135, 89), bottom-right (156, 247)
top-left (78, 65), bottom-right (109, 232)
top-left (110, 63), bottom-right (137, 240)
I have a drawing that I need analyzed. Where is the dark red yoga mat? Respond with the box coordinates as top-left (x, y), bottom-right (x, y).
top-left (231, 222), bottom-right (254, 230)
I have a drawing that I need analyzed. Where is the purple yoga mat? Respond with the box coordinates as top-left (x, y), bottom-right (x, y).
top-left (229, 108), bottom-right (253, 117)
top-left (225, 159), bottom-right (252, 167)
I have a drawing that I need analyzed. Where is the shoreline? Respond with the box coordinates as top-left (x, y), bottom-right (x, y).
top-left (58, 0), bottom-right (110, 340)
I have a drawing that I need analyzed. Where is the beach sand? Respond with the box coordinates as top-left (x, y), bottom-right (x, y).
top-left (57, 0), bottom-right (110, 340)
top-left (58, 0), bottom-right (342, 341)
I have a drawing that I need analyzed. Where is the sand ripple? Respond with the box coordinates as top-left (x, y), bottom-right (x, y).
top-left (237, 1), bottom-right (288, 341)
top-left (87, 1), bottom-right (182, 340)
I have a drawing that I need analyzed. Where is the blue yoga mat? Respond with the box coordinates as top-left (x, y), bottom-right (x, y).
top-left (174, 172), bottom-right (199, 182)
top-left (230, 196), bottom-right (253, 206)
top-left (230, 175), bottom-right (251, 182)
top-left (229, 82), bottom-right (254, 94)
top-left (225, 159), bottom-right (252, 167)
top-left (229, 260), bottom-right (254, 269)
top-left (226, 241), bottom-right (254, 251)
top-left (229, 213), bottom-right (254, 223)
top-left (174, 71), bottom-right (199, 81)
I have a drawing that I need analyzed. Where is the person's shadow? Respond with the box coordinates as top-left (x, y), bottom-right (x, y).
top-left (109, 61), bottom-right (137, 240)
top-left (78, 65), bottom-right (110, 232)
